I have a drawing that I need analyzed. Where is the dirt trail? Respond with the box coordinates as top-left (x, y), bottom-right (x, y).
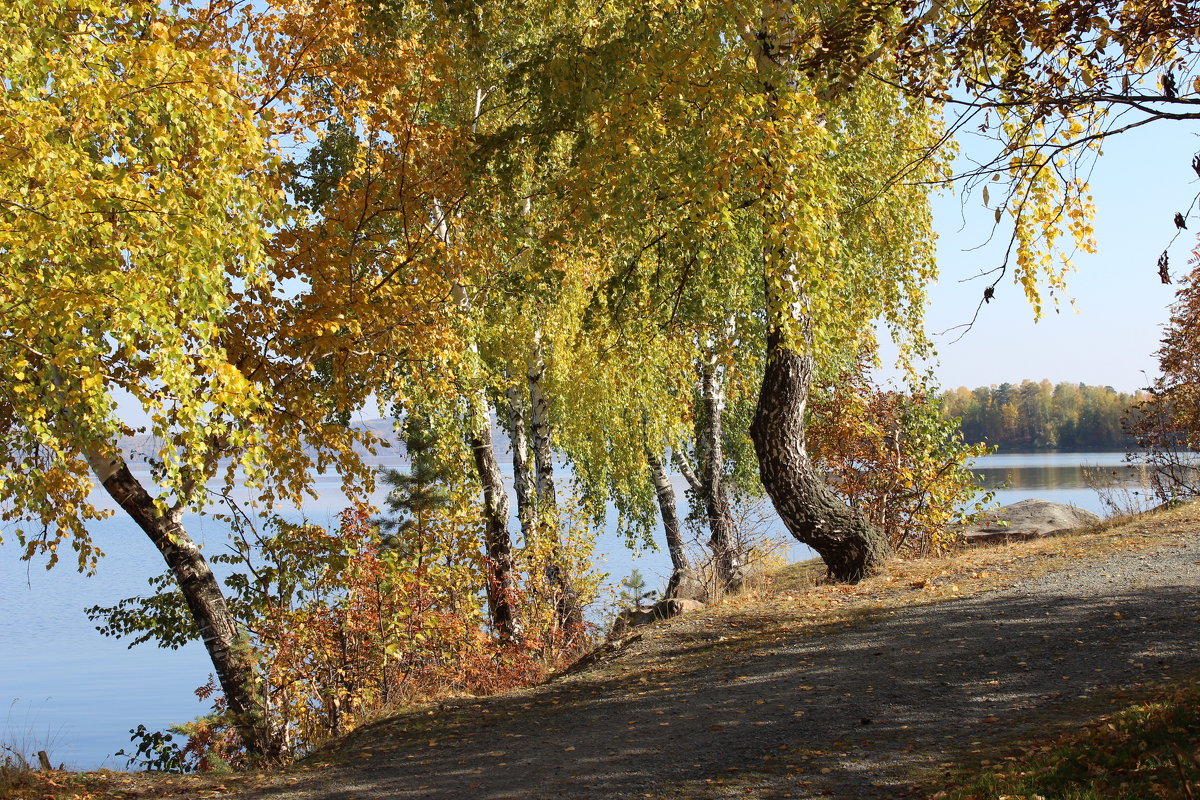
top-left (232, 517), bottom-right (1200, 800)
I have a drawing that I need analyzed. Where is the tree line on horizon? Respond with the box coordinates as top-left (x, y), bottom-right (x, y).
top-left (940, 381), bottom-right (1148, 451)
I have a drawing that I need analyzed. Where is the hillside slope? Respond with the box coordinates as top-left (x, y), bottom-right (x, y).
top-left (217, 506), bottom-right (1200, 799)
top-left (38, 506), bottom-right (1200, 800)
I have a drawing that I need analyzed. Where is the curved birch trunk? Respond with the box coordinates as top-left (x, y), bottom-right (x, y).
top-left (469, 415), bottom-right (519, 640)
top-left (750, 329), bottom-right (891, 582)
top-left (85, 450), bottom-right (276, 758)
top-left (739, 6), bottom-right (892, 583)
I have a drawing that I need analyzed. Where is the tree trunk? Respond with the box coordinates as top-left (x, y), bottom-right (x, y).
top-left (672, 449), bottom-right (701, 493)
top-left (85, 450), bottom-right (277, 759)
top-left (527, 343), bottom-right (557, 511)
top-left (449, 269), bottom-right (519, 640)
top-left (698, 349), bottom-right (738, 590)
top-left (527, 342), bottom-right (584, 634)
top-left (646, 448), bottom-right (690, 575)
top-left (468, 413), bottom-right (519, 640)
top-left (740, 9), bottom-right (892, 583)
top-left (646, 446), bottom-right (708, 602)
top-left (505, 380), bottom-right (538, 541)
top-left (750, 328), bottom-right (892, 582)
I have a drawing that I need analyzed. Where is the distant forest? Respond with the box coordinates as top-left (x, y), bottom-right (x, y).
top-left (939, 381), bottom-right (1148, 450)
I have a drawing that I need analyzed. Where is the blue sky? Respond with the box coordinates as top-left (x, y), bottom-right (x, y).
top-left (907, 119), bottom-right (1200, 394)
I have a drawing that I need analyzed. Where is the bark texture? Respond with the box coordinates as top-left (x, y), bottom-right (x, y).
top-left (750, 329), bottom-right (892, 582)
top-left (86, 452), bottom-right (276, 758)
top-left (698, 351), bottom-right (738, 590)
top-left (451, 277), bottom-right (518, 638)
top-left (505, 382), bottom-right (537, 540)
top-left (646, 448), bottom-right (690, 575)
top-left (469, 416), bottom-right (519, 640)
top-left (646, 447), bottom-right (707, 602)
top-left (740, 9), bottom-right (892, 583)
top-left (672, 450), bottom-right (702, 493)
top-left (526, 345), bottom-right (584, 635)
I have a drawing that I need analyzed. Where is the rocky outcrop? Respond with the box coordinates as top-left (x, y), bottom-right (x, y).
top-left (610, 598), bottom-right (706, 637)
top-left (959, 499), bottom-right (1101, 547)
top-left (665, 569), bottom-right (710, 603)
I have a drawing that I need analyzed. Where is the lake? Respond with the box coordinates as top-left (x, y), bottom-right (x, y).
top-left (0, 450), bottom-right (1141, 769)
top-left (975, 450), bottom-right (1148, 512)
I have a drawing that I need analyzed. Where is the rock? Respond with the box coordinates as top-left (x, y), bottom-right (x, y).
top-left (610, 597), bottom-right (706, 637)
top-left (665, 568), bottom-right (710, 603)
top-left (655, 598), bottom-right (706, 618)
top-left (959, 498), bottom-right (1101, 546)
top-left (610, 607), bottom-right (654, 637)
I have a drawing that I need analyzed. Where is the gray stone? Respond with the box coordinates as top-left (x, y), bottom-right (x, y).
top-left (958, 498), bottom-right (1101, 546)
top-left (665, 568), bottom-right (710, 603)
top-left (655, 598), bottom-right (706, 618)
top-left (610, 597), bottom-right (706, 637)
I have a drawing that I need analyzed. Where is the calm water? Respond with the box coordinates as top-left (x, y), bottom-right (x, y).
top-left (0, 451), bottom-right (1132, 768)
top-left (977, 450), bottom-right (1144, 511)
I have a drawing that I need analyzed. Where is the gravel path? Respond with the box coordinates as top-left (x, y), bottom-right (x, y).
top-left (235, 528), bottom-right (1200, 800)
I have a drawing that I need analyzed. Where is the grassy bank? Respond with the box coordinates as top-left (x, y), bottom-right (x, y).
top-left (935, 678), bottom-right (1200, 799)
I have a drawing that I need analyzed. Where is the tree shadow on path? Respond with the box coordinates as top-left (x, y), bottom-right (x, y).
top-left (242, 546), bottom-right (1200, 799)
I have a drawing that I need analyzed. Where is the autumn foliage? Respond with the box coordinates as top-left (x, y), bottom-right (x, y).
top-left (93, 488), bottom-right (599, 765)
top-left (9, 0), bottom-right (1200, 768)
top-left (238, 506), bottom-right (530, 755)
top-left (1126, 251), bottom-right (1200, 502)
top-left (941, 381), bottom-right (1144, 450)
top-left (809, 369), bottom-right (991, 556)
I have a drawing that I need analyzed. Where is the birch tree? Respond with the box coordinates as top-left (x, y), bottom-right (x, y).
top-left (1, 0), bottom-right (475, 754)
top-left (0, 0), bottom-right (295, 754)
top-left (467, 0), bottom-right (1199, 581)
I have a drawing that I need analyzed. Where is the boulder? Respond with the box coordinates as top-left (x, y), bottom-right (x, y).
top-left (610, 597), bottom-right (706, 637)
top-left (665, 568), bottom-right (710, 603)
top-left (656, 598), bottom-right (706, 618)
top-left (959, 498), bottom-right (1101, 547)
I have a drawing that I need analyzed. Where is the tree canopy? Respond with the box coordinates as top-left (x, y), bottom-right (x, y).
top-left (0, 0), bottom-right (280, 568)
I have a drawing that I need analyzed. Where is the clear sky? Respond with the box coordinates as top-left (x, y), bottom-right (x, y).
top-left (902, 118), bottom-right (1200, 394)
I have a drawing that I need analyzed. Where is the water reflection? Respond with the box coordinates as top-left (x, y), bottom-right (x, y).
top-left (975, 462), bottom-right (1146, 491)
top-left (969, 451), bottom-right (1155, 515)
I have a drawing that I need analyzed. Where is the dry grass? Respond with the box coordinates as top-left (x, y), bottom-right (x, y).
top-left (0, 748), bottom-right (38, 798)
top-left (0, 768), bottom-right (278, 800)
top-left (757, 502), bottom-right (1194, 619)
